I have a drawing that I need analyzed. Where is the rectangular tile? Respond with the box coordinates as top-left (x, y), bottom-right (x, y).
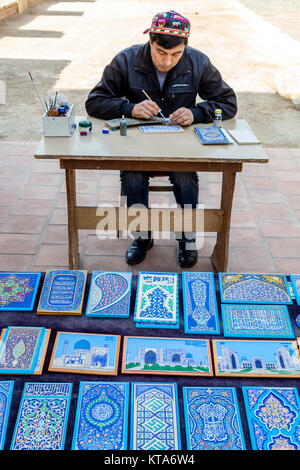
top-left (72, 381), bottom-right (129, 450)
top-left (243, 386), bottom-right (300, 450)
top-left (182, 272), bottom-right (220, 334)
top-left (221, 304), bottom-right (294, 338)
top-left (48, 331), bottom-right (120, 376)
top-left (0, 272), bottom-right (41, 311)
top-left (134, 272), bottom-right (179, 324)
top-left (37, 270), bottom-right (87, 315)
top-left (218, 273), bottom-right (292, 304)
top-left (122, 336), bottom-right (213, 377)
top-left (212, 339), bottom-right (300, 378)
top-left (10, 382), bottom-right (72, 450)
top-left (0, 381), bottom-right (14, 450)
top-left (130, 382), bottom-right (181, 450)
top-left (183, 386), bottom-right (246, 450)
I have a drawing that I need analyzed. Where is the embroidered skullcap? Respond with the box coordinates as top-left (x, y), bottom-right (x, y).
top-left (143, 10), bottom-right (191, 38)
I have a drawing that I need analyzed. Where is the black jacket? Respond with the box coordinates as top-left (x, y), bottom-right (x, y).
top-left (85, 42), bottom-right (237, 123)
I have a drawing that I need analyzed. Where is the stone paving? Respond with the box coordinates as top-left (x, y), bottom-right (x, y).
top-left (1, 141), bottom-right (300, 274)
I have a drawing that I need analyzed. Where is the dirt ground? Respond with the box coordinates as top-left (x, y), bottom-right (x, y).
top-left (0, 0), bottom-right (299, 147)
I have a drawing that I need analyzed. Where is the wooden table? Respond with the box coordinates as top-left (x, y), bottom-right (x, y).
top-left (34, 117), bottom-right (268, 271)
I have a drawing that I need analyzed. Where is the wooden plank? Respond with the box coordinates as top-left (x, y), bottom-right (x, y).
top-left (59, 159), bottom-right (243, 173)
top-left (65, 169), bottom-right (80, 269)
top-left (73, 206), bottom-right (224, 233)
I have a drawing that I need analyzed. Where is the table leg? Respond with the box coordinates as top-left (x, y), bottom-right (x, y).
top-left (65, 168), bottom-right (79, 269)
top-left (211, 171), bottom-right (236, 272)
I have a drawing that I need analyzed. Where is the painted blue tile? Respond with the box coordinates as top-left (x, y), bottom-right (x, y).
top-left (182, 272), bottom-right (220, 334)
top-left (72, 381), bottom-right (129, 450)
top-left (243, 386), bottom-right (300, 450)
top-left (183, 386), bottom-right (246, 450)
top-left (86, 271), bottom-right (132, 318)
top-left (0, 272), bottom-right (41, 311)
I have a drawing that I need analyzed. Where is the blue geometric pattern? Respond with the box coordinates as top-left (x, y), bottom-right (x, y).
top-left (289, 274), bottom-right (300, 306)
top-left (131, 382), bottom-right (180, 450)
top-left (182, 272), bottom-right (220, 334)
top-left (221, 304), bottom-right (294, 338)
top-left (10, 382), bottom-right (72, 450)
top-left (219, 273), bottom-right (292, 304)
top-left (72, 382), bottom-right (129, 450)
top-left (86, 271), bottom-right (132, 318)
top-left (0, 326), bottom-right (45, 374)
top-left (134, 272), bottom-right (179, 325)
top-left (0, 272), bottom-right (41, 311)
top-left (183, 387), bottom-right (246, 450)
top-left (0, 381), bottom-right (14, 450)
top-left (243, 386), bottom-right (300, 450)
top-left (37, 270), bottom-right (87, 314)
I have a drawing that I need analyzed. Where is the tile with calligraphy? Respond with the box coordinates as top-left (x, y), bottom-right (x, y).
top-left (243, 386), bottom-right (300, 450)
top-left (183, 387), bottom-right (246, 450)
top-left (37, 270), bottom-right (87, 315)
top-left (72, 381), bottom-right (129, 450)
top-left (221, 304), bottom-right (294, 338)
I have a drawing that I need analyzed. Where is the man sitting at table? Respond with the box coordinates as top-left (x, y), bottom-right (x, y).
top-left (85, 10), bottom-right (237, 268)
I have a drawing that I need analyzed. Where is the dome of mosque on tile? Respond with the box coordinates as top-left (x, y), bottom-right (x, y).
top-left (74, 339), bottom-right (91, 350)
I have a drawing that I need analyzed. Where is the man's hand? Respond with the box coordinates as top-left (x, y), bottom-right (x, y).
top-left (132, 100), bottom-right (161, 119)
top-left (169, 107), bottom-right (194, 126)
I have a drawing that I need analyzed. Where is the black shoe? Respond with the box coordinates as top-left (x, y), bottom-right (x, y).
top-left (177, 240), bottom-right (198, 268)
top-left (125, 238), bottom-right (154, 265)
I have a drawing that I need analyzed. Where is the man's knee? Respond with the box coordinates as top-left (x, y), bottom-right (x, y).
top-left (120, 171), bottom-right (149, 192)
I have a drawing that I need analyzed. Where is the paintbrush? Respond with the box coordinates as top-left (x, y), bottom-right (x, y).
top-left (142, 89), bottom-right (170, 124)
top-left (28, 72), bottom-right (47, 114)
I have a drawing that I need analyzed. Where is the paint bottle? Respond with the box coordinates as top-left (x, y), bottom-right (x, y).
top-left (78, 120), bottom-right (92, 136)
top-left (120, 115), bottom-right (127, 136)
top-left (213, 109), bottom-right (222, 127)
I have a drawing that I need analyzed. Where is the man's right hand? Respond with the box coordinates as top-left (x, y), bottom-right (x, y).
top-left (132, 100), bottom-right (161, 119)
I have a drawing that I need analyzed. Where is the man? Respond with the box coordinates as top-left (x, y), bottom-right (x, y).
top-left (85, 10), bottom-right (237, 267)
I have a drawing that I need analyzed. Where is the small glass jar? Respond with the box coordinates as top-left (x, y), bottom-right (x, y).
top-left (78, 120), bottom-right (92, 135)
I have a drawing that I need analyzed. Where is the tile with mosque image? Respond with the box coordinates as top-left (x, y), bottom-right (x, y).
top-left (218, 273), bottom-right (292, 305)
top-left (212, 339), bottom-right (300, 378)
top-left (48, 331), bottom-right (121, 375)
top-left (121, 336), bottom-right (213, 376)
top-left (243, 386), bottom-right (300, 450)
